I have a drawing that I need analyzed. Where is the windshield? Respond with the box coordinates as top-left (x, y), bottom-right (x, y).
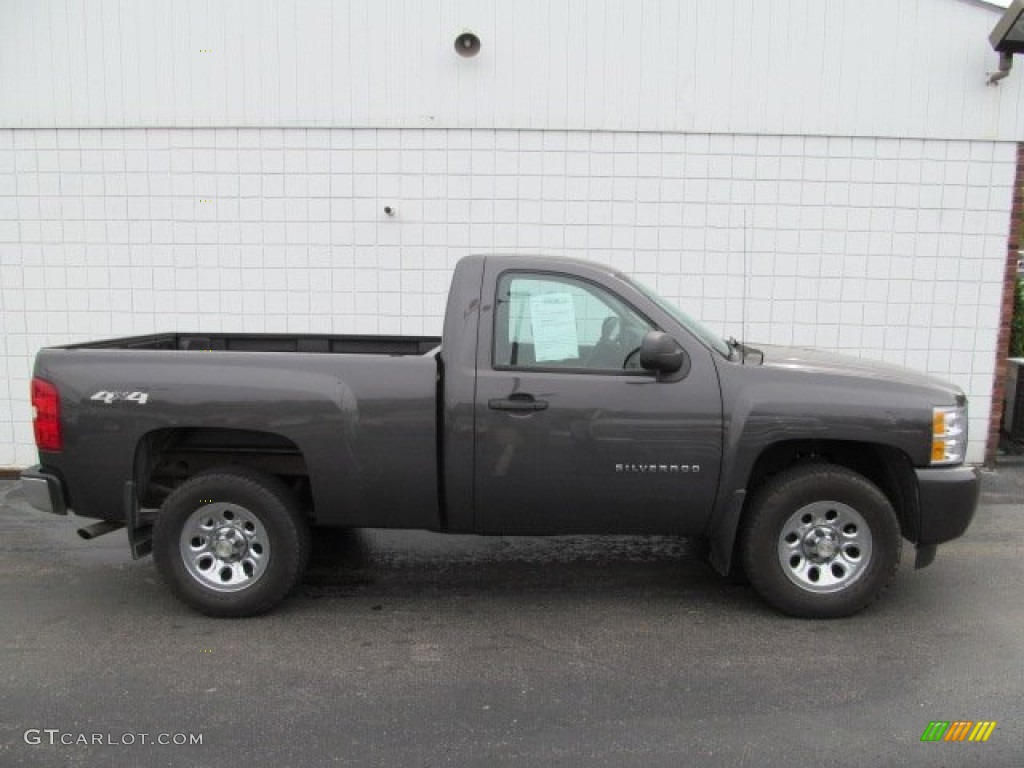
top-left (624, 276), bottom-right (732, 358)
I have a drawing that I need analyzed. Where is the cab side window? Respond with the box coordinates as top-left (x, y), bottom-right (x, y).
top-left (493, 273), bottom-right (654, 372)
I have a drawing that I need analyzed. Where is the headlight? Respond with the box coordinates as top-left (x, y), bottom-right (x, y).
top-left (931, 405), bottom-right (966, 465)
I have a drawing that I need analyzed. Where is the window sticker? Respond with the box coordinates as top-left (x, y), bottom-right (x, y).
top-left (529, 292), bottom-right (579, 362)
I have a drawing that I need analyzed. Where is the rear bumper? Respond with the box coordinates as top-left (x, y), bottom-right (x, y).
top-left (19, 465), bottom-right (68, 516)
top-left (915, 465), bottom-right (980, 546)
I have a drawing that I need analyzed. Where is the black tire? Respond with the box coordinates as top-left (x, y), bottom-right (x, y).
top-left (153, 467), bottom-right (311, 617)
top-left (740, 465), bottom-right (901, 619)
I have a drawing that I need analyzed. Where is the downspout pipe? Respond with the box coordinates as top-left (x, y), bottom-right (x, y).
top-left (989, 51), bottom-right (1014, 85)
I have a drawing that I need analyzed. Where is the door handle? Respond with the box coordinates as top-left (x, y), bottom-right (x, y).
top-left (488, 394), bottom-right (549, 412)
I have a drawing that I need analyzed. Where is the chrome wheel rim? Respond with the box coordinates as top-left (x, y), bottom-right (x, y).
top-left (180, 503), bottom-right (270, 592)
top-left (777, 501), bottom-right (873, 594)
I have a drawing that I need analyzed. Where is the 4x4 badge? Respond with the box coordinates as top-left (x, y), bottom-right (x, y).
top-left (90, 390), bottom-right (150, 405)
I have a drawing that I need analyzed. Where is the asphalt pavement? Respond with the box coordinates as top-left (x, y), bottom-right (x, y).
top-left (0, 468), bottom-right (1021, 767)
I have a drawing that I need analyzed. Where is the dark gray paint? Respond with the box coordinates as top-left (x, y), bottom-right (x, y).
top-left (35, 350), bottom-right (439, 528)
top-left (472, 255), bottom-right (723, 534)
top-left (27, 254), bottom-right (977, 564)
top-left (440, 254), bottom-right (487, 533)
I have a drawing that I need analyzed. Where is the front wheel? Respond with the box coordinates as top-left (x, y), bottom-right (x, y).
top-left (740, 465), bottom-right (901, 618)
top-left (153, 467), bottom-right (310, 617)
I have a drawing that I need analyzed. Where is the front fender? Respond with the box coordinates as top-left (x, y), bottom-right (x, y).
top-left (705, 371), bottom-right (935, 574)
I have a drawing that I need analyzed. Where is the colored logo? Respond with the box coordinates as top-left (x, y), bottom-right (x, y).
top-left (920, 721), bottom-right (997, 742)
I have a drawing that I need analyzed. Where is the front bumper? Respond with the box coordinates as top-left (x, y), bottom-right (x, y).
top-left (915, 465), bottom-right (980, 546)
top-left (19, 465), bottom-right (68, 516)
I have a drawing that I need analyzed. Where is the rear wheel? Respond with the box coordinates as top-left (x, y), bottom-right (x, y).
top-left (740, 465), bottom-right (901, 618)
top-left (153, 467), bottom-right (310, 617)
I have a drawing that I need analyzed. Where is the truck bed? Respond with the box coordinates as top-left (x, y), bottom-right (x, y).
top-left (59, 332), bottom-right (442, 356)
top-left (32, 338), bottom-right (442, 530)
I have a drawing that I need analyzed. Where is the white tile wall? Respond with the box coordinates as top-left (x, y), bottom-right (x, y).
top-left (0, 128), bottom-right (1015, 466)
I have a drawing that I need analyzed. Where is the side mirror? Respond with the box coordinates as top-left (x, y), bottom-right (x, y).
top-left (639, 331), bottom-right (686, 376)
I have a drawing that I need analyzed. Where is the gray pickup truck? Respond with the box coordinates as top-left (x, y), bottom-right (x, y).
top-left (21, 254), bottom-right (979, 618)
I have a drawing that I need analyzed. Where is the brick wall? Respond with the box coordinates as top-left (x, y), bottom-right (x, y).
top-left (986, 142), bottom-right (1024, 464)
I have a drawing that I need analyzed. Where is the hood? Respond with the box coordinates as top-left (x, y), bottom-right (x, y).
top-left (752, 344), bottom-right (964, 401)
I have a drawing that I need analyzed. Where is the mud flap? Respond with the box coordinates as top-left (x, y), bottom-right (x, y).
top-left (914, 543), bottom-right (937, 569)
top-left (124, 481), bottom-right (153, 559)
top-left (708, 489), bottom-right (747, 576)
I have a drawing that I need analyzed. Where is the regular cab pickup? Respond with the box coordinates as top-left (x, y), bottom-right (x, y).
top-left (21, 254), bottom-right (980, 618)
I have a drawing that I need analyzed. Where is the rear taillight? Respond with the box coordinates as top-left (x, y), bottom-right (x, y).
top-left (31, 378), bottom-right (62, 452)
